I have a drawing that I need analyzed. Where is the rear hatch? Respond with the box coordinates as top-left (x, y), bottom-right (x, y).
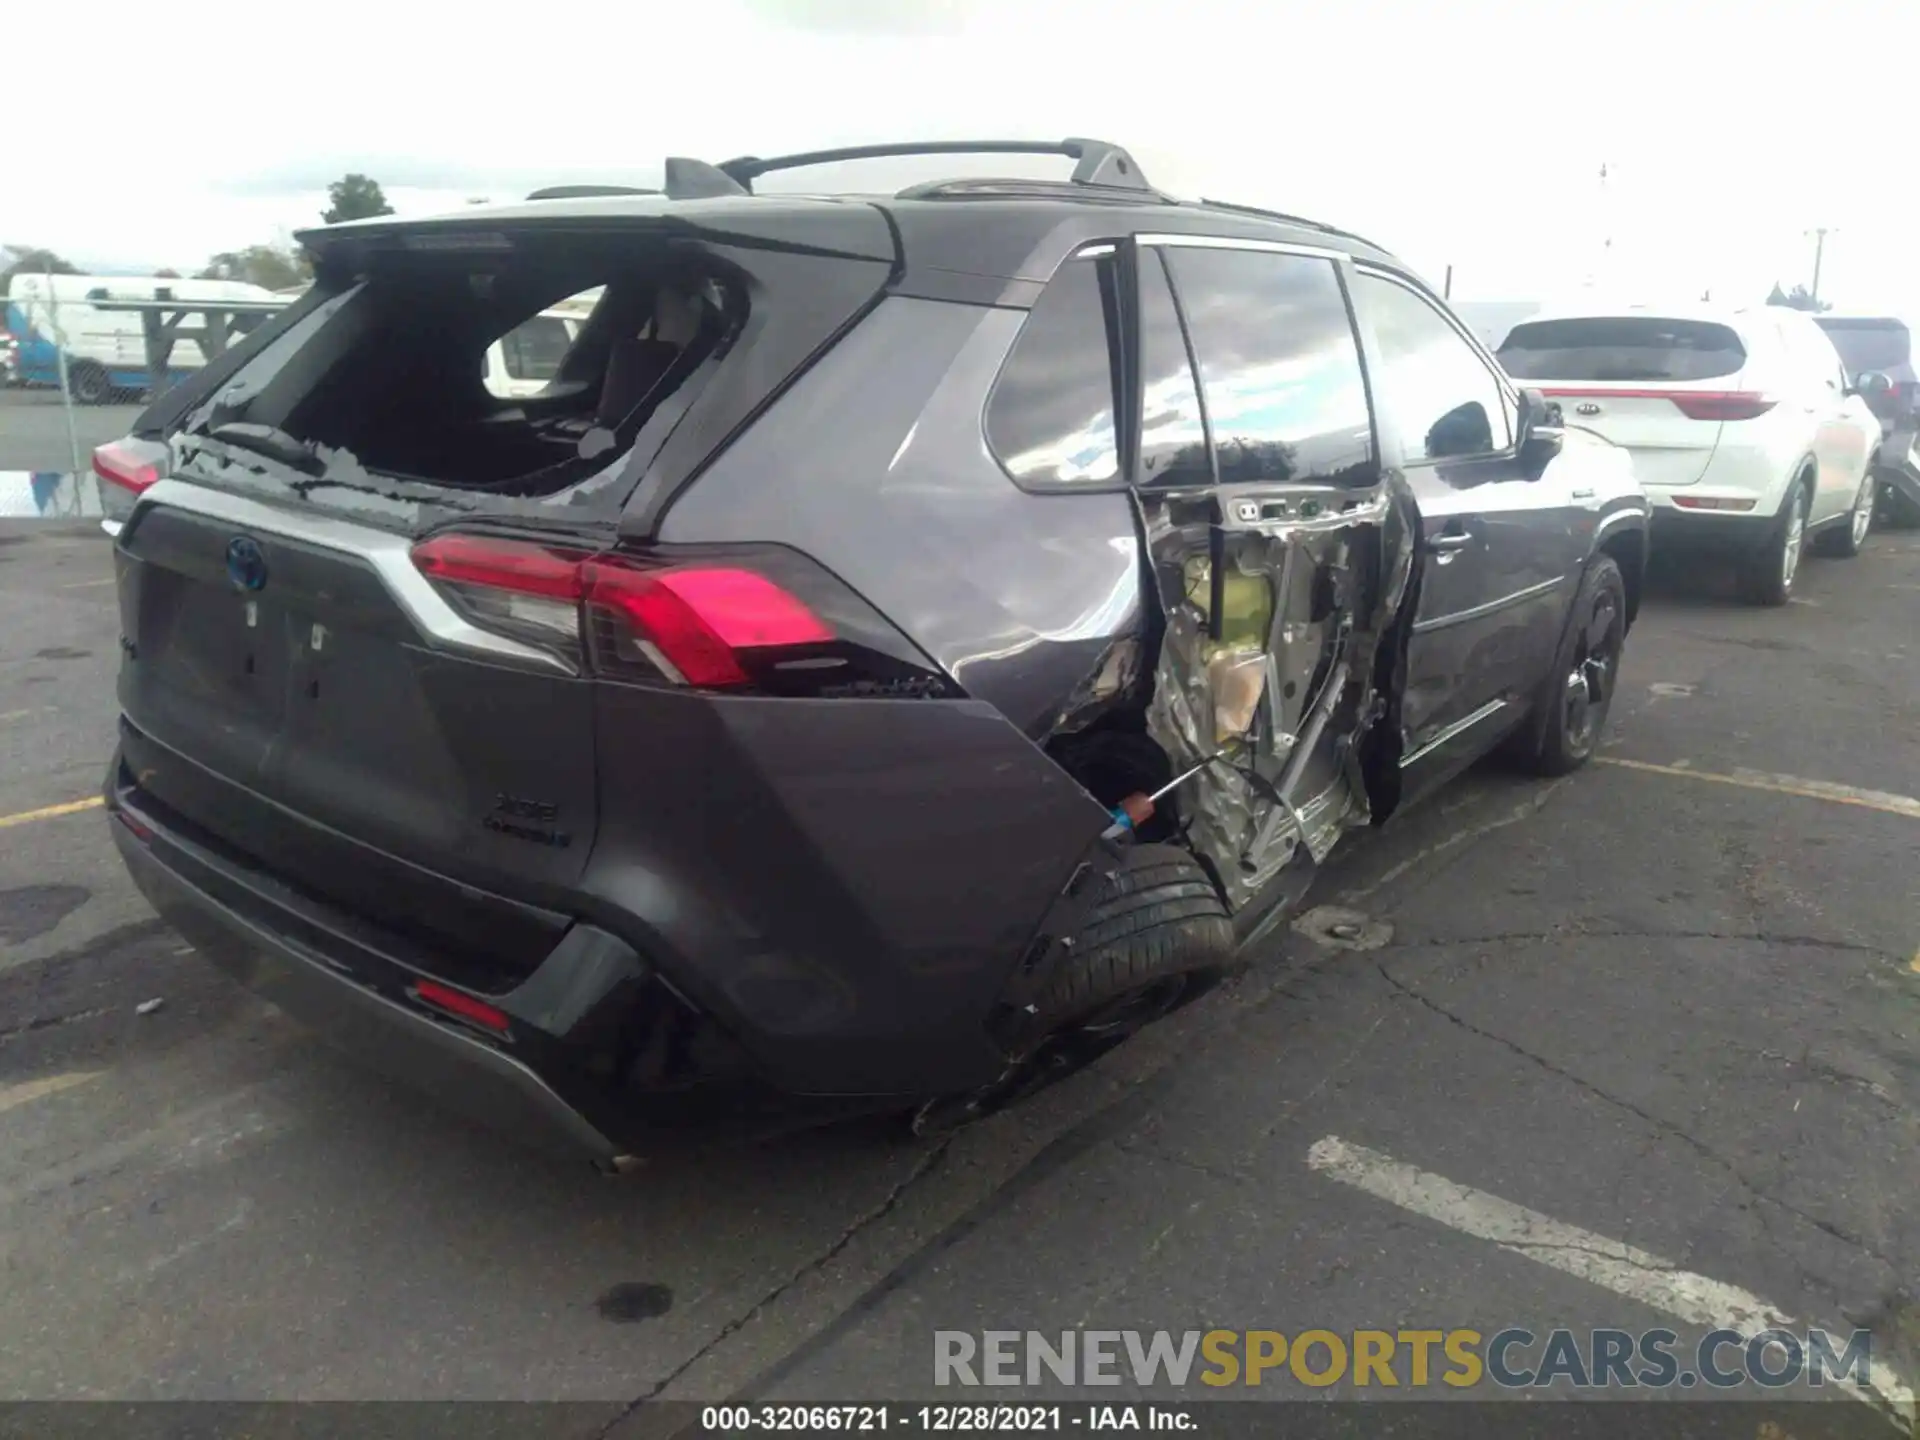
top-left (103, 202), bottom-right (898, 988)
top-left (1814, 316), bottom-right (1916, 428)
top-left (1496, 315), bottom-right (1754, 487)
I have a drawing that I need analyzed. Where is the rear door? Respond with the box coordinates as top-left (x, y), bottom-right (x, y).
top-left (1496, 314), bottom-right (1751, 488)
top-left (1129, 237), bottom-right (1388, 885)
top-left (1350, 268), bottom-right (1580, 789)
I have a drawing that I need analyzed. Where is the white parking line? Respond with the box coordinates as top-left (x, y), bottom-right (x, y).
top-left (1597, 758), bottom-right (1920, 821)
top-left (0, 1071), bottom-right (103, 1117)
top-left (1306, 1135), bottom-right (1914, 1422)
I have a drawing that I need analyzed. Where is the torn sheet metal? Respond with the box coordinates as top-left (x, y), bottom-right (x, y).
top-left (1135, 476), bottom-right (1418, 913)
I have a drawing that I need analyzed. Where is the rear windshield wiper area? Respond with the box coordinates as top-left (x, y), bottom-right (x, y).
top-left (199, 423), bottom-right (325, 477)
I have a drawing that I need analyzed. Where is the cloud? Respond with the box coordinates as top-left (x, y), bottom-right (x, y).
top-left (737, 0), bottom-right (976, 34)
top-left (214, 158), bottom-right (664, 202)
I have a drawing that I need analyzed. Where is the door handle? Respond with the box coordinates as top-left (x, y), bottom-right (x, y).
top-left (1428, 532), bottom-right (1472, 553)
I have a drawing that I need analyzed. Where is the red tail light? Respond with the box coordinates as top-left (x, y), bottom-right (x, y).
top-left (411, 532), bottom-right (583, 597)
top-left (1668, 392), bottom-right (1776, 422)
top-left (1539, 388), bottom-right (1777, 422)
top-left (92, 439), bottom-right (164, 495)
top-left (408, 533), bottom-right (948, 697)
top-left (413, 979), bottom-right (511, 1034)
top-left (583, 561), bottom-right (834, 688)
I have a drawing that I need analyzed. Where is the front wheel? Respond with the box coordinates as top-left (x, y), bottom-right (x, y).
top-left (1814, 467), bottom-right (1874, 558)
top-left (1511, 555), bottom-right (1626, 778)
top-left (1737, 483), bottom-right (1808, 606)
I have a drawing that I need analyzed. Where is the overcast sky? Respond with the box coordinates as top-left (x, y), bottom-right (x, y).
top-left (8, 0), bottom-right (1916, 313)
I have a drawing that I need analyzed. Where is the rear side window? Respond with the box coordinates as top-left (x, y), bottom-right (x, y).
top-left (986, 256), bottom-right (1121, 489)
top-left (1498, 317), bottom-right (1746, 383)
top-left (1815, 319), bottom-right (1912, 374)
top-left (1160, 246), bottom-right (1373, 485)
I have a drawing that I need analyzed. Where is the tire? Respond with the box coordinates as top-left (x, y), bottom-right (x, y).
top-left (1511, 554), bottom-right (1627, 778)
top-left (1813, 466), bottom-right (1875, 558)
top-left (1029, 844), bottom-right (1234, 1035)
top-left (67, 363), bottom-right (110, 406)
top-left (1736, 480), bottom-right (1808, 606)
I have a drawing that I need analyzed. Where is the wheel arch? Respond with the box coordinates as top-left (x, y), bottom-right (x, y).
top-left (1594, 523), bottom-right (1646, 630)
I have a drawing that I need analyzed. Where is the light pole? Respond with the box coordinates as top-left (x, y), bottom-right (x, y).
top-left (1807, 228), bottom-right (1834, 305)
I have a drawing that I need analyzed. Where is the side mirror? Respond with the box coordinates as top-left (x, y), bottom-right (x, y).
top-left (1851, 370), bottom-right (1893, 400)
top-left (1516, 387), bottom-right (1564, 478)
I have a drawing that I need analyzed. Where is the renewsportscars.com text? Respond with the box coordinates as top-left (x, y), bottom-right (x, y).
top-left (934, 1328), bottom-right (1877, 1391)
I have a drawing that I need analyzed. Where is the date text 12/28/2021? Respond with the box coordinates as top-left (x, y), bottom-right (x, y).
top-left (698, 1406), bottom-right (1191, 1432)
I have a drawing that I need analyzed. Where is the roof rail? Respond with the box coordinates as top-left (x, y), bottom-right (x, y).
top-left (526, 184), bottom-right (660, 201)
top-left (663, 157), bottom-right (750, 200)
top-left (716, 138), bottom-right (1153, 194)
top-left (1195, 197), bottom-right (1387, 254)
top-left (893, 176), bottom-right (1176, 206)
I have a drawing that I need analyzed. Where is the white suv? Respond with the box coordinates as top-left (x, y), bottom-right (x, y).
top-left (1497, 304), bottom-right (1881, 605)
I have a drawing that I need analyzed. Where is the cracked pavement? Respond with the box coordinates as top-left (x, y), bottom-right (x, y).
top-left (0, 515), bottom-right (1916, 1419)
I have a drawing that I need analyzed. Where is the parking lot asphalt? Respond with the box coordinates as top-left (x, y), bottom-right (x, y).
top-left (0, 387), bottom-right (144, 477)
top-left (0, 516), bottom-right (1915, 1423)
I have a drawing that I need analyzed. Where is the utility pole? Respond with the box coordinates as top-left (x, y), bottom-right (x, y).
top-left (1808, 228), bottom-right (1833, 305)
top-left (1443, 264), bottom-right (1453, 300)
top-left (1585, 161), bottom-right (1612, 291)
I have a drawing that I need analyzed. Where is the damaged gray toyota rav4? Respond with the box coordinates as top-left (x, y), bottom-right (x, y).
top-left (95, 139), bottom-right (1648, 1166)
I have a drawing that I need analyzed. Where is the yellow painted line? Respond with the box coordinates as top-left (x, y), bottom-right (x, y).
top-left (1597, 757), bottom-right (1920, 820)
top-left (1911, 948), bottom-right (1920, 976)
top-left (0, 795), bottom-right (104, 830)
top-left (0, 1071), bottom-right (104, 1117)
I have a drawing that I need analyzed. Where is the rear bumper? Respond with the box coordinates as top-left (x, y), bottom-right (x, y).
top-left (105, 756), bottom-right (897, 1161)
top-left (110, 803), bottom-right (623, 1161)
top-left (1646, 501), bottom-right (1778, 555)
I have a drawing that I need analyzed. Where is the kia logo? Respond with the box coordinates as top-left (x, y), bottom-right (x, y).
top-left (1575, 402), bottom-right (1602, 417)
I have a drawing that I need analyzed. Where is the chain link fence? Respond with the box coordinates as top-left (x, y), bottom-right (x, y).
top-left (3, 265), bottom-right (117, 518)
top-left (1, 261), bottom-right (292, 518)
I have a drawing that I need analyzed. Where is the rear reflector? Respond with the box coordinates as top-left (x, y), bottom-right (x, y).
top-left (1671, 496), bottom-right (1757, 511)
top-left (1539, 388), bottom-right (1778, 422)
top-left (413, 979), bottom-right (511, 1033)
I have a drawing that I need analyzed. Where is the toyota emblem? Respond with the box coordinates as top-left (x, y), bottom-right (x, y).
top-left (225, 535), bottom-right (269, 593)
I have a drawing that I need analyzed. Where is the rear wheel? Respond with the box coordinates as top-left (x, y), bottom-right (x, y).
top-left (1813, 467), bottom-right (1874, 558)
top-left (1511, 555), bottom-right (1626, 777)
top-left (910, 846), bottom-right (1235, 1137)
top-left (1029, 844), bottom-right (1235, 1033)
top-left (1737, 481), bottom-right (1808, 606)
